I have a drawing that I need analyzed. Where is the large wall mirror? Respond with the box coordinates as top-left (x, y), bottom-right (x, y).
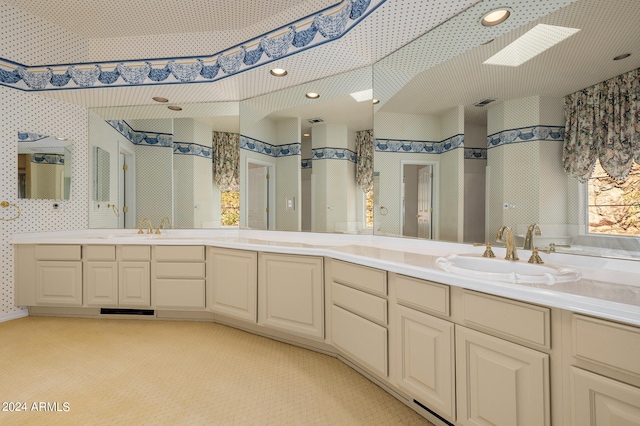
top-left (17, 132), bottom-right (72, 200)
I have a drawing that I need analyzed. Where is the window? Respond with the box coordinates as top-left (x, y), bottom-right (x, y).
top-left (587, 161), bottom-right (640, 236)
top-left (365, 189), bottom-right (373, 228)
top-left (221, 190), bottom-right (240, 226)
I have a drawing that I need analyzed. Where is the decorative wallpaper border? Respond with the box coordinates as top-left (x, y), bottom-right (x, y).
top-left (375, 134), bottom-right (464, 154)
top-left (31, 153), bottom-right (64, 165)
top-left (311, 147), bottom-right (357, 162)
top-left (18, 132), bottom-right (47, 142)
top-left (173, 142), bottom-right (212, 158)
top-left (240, 135), bottom-right (301, 157)
top-left (107, 120), bottom-right (173, 147)
top-left (464, 148), bottom-right (487, 160)
top-left (0, 0), bottom-right (385, 91)
top-left (487, 125), bottom-right (564, 149)
top-left (301, 159), bottom-right (313, 169)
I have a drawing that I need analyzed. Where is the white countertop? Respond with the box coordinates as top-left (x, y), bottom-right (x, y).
top-left (11, 229), bottom-right (640, 327)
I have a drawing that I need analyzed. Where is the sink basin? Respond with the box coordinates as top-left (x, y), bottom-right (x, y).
top-left (435, 254), bottom-right (581, 284)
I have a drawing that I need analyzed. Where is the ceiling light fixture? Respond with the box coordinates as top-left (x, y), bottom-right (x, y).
top-left (613, 53), bottom-right (631, 61)
top-left (303, 133), bottom-right (310, 137)
top-left (168, 105), bottom-right (182, 111)
top-left (372, 99), bottom-right (380, 104)
top-left (270, 68), bottom-right (288, 77)
top-left (152, 96), bottom-right (169, 103)
top-left (54, 136), bottom-right (68, 141)
top-left (306, 92), bottom-right (320, 99)
top-left (480, 8), bottom-right (511, 27)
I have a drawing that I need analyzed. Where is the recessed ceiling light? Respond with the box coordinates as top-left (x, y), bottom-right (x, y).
top-left (480, 8), bottom-right (511, 27)
top-left (306, 92), bottom-right (320, 99)
top-left (168, 105), bottom-right (182, 111)
top-left (152, 96), bottom-right (168, 103)
top-left (484, 24), bottom-right (580, 67)
top-left (54, 136), bottom-right (68, 141)
top-left (270, 68), bottom-right (288, 77)
top-left (303, 133), bottom-right (310, 137)
top-left (613, 53), bottom-right (631, 61)
top-left (372, 99), bottom-right (380, 104)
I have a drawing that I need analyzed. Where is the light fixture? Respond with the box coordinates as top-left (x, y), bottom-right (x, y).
top-left (480, 8), bottom-right (511, 27)
top-left (372, 99), bottom-right (380, 105)
top-left (303, 133), bottom-right (310, 137)
top-left (168, 105), bottom-right (182, 111)
top-left (152, 96), bottom-right (169, 103)
top-left (54, 136), bottom-right (68, 141)
top-left (270, 68), bottom-right (288, 77)
top-left (613, 53), bottom-right (631, 61)
top-left (306, 92), bottom-right (320, 99)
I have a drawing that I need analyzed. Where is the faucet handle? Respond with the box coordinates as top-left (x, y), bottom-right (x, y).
top-left (528, 247), bottom-right (544, 264)
top-left (474, 242), bottom-right (496, 258)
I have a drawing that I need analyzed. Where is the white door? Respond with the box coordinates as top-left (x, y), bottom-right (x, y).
top-left (417, 165), bottom-right (432, 239)
top-left (248, 164), bottom-right (268, 229)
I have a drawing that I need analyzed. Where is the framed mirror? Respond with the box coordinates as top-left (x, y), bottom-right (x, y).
top-left (17, 132), bottom-right (71, 200)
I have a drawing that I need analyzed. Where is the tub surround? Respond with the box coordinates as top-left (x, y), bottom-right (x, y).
top-left (10, 228), bottom-right (640, 327)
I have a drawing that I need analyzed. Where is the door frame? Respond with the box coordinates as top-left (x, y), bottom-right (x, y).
top-left (243, 157), bottom-right (276, 230)
top-left (400, 160), bottom-right (439, 240)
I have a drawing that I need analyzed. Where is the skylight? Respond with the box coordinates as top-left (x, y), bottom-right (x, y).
top-left (483, 24), bottom-right (580, 67)
top-left (350, 89), bottom-right (373, 102)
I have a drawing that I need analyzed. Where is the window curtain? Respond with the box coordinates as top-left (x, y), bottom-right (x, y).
top-left (563, 67), bottom-right (640, 182)
top-left (212, 132), bottom-right (239, 192)
top-left (355, 129), bottom-right (373, 192)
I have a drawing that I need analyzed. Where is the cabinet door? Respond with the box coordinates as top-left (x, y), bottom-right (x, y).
top-left (209, 248), bottom-right (257, 322)
top-left (85, 261), bottom-right (118, 307)
top-left (35, 261), bottom-right (82, 306)
top-left (456, 325), bottom-right (550, 426)
top-left (258, 253), bottom-right (323, 339)
top-left (118, 261), bottom-right (150, 307)
top-left (396, 305), bottom-right (454, 419)
top-left (571, 367), bottom-right (640, 426)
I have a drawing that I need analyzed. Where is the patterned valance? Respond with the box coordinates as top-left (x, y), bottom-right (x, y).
top-left (213, 132), bottom-right (239, 192)
top-left (563, 67), bottom-right (640, 182)
top-left (355, 129), bottom-right (373, 192)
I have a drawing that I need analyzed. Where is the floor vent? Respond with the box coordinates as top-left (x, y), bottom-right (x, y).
top-left (412, 400), bottom-right (453, 426)
top-left (100, 308), bottom-right (154, 316)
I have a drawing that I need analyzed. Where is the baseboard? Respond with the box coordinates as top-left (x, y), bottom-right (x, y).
top-left (0, 309), bottom-right (29, 322)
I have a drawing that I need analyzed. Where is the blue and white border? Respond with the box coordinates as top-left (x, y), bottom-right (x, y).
top-left (311, 147), bottom-right (357, 162)
top-left (0, 0), bottom-right (385, 91)
top-left (31, 153), bottom-right (64, 165)
top-left (487, 125), bottom-right (564, 149)
top-left (464, 148), bottom-right (487, 160)
top-left (173, 142), bottom-right (212, 158)
top-left (107, 120), bottom-right (173, 147)
top-left (301, 159), bottom-right (313, 169)
top-left (240, 135), bottom-right (301, 157)
top-left (375, 134), bottom-right (464, 154)
top-left (18, 132), bottom-right (47, 142)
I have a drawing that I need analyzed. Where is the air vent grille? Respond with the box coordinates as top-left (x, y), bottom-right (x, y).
top-left (307, 117), bottom-right (325, 123)
top-left (473, 98), bottom-right (497, 107)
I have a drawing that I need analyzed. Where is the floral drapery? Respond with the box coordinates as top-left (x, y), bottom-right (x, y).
top-left (355, 129), bottom-right (373, 192)
top-left (563, 67), bottom-right (640, 182)
top-left (212, 132), bottom-right (240, 192)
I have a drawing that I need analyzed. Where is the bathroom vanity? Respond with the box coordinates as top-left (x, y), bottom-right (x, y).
top-left (11, 229), bottom-right (640, 426)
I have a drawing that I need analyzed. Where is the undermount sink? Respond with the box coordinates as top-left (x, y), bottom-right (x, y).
top-left (436, 254), bottom-right (581, 284)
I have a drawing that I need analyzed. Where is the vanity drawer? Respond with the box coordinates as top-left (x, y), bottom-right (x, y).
top-left (462, 290), bottom-right (550, 349)
top-left (154, 245), bottom-right (204, 262)
top-left (120, 245), bottom-right (150, 261)
top-left (393, 274), bottom-right (449, 317)
top-left (572, 314), bottom-right (640, 378)
top-left (84, 245), bottom-right (116, 261)
top-left (35, 245), bottom-right (81, 261)
top-left (155, 262), bottom-right (205, 279)
top-left (331, 259), bottom-right (387, 296)
top-left (332, 282), bottom-right (387, 325)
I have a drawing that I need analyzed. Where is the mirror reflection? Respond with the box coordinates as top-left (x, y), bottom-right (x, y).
top-left (17, 132), bottom-right (71, 200)
top-left (94, 147), bottom-right (110, 202)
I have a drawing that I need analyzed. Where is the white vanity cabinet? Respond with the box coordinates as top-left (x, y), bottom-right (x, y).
top-left (84, 245), bottom-right (118, 306)
top-left (258, 253), bottom-right (324, 340)
top-left (568, 314), bottom-right (640, 425)
top-left (329, 259), bottom-right (389, 378)
top-left (391, 274), bottom-right (455, 421)
top-left (208, 247), bottom-right (257, 322)
top-left (117, 245), bottom-right (151, 307)
top-left (151, 246), bottom-right (205, 310)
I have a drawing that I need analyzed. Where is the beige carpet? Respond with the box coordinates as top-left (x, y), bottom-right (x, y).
top-left (0, 317), bottom-right (433, 425)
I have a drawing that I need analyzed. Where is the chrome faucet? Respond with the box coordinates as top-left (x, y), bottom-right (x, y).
top-left (138, 218), bottom-right (152, 234)
top-left (523, 223), bottom-right (541, 250)
top-left (496, 226), bottom-right (519, 261)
